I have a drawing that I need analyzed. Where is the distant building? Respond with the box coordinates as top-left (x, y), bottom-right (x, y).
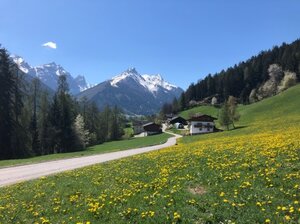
top-left (143, 122), bottom-right (162, 136)
top-left (174, 122), bottom-right (184, 129)
top-left (169, 116), bottom-right (188, 126)
top-left (133, 121), bottom-right (145, 135)
top-left (188, 114), bottom-right (218, 135)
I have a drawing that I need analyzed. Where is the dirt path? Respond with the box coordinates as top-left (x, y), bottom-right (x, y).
top-left (0, 133), bottom-right (181, 187)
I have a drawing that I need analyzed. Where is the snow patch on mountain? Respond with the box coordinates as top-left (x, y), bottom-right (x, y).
top-left (10, 55), bottom-right (92, 94)
top-left (110, 68), bottom-right (179, 95)
top-left (11, 55), bottom-right (31, 74)
top-left (78, 68), bottom-right (184, 115)
top-left (142, 74), bottom-right (177, 92)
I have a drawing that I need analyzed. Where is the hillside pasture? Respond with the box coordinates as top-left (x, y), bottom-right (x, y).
top-left (0, 85), bottom-right (300, 223)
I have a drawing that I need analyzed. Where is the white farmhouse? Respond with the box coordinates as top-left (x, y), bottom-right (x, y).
top-left (188, 114), bottom-right (218, 135)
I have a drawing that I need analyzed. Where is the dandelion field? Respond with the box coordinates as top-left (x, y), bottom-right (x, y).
top-left (0, 85), bottom-right (300, 223)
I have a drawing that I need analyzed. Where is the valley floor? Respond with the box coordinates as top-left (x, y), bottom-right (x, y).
top-left (0, 133), bottom-right (180, 187)
top-left (0, 85), bottom-right (299, 223)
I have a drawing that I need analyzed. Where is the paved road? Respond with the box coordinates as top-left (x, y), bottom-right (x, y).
top-left (0, 133), bottom-right (181, 187)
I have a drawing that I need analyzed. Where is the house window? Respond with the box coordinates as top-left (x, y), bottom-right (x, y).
top-left (194, 122), bottom-right (203, 130)
top-left (205, 123), bottom-right (212, 131)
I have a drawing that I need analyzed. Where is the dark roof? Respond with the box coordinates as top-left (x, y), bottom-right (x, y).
top-left (143, 122), bottom-right (157, 127)
top-left (133, 121), bottom-right (147, 126)
top-left (169, 116), bottom-right (187, 125)
top-left (143, 122), bottom-right (162, 132)
top-left (165, 114), bottom-right (174, 119)
top-left (188, 114), bottom-right (217, 122)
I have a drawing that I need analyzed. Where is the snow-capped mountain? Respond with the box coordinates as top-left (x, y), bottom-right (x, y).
top-left (78, 68), bottom-right (183, 115)
top-left (11, 55), bottom-right (91, 94)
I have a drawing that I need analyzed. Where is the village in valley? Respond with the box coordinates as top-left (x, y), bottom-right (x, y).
top-left (133, 113), bottom-right (219, 137)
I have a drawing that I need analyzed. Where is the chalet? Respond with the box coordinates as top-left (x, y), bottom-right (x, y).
top-left (132, 121), bottom-right (145, 135)
top-left (169, 116), bottom-right (188, 126)
top-left (143, 122), bottom-right (162, 136)
top-left (174, 122), bottom-right (184, 129)
top-left (188, 114), bottom-right (218, 135)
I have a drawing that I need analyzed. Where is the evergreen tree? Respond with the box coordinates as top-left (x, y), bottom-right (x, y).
top-left (29, 78), bottom-right (40, 155)
top-left (109, 106), bottom-right (124, 140)
top-left (0, 47), bottom-right (28, 159)
top-left (181, 39), bottom-right (300, 105)
top-left (172, 97), bottom-right (179, 114)
top-left (179, 93), bottom-right (186, 111)
top-left (50, 75), bottom-right (78, 153)
top-left (0, 47), bottom-right (14, 159)
top-left (38, 91), bottom-right (51, 155)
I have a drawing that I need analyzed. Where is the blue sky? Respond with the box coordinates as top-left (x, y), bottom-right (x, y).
top-left (1, 0), bottom-right (300, 89)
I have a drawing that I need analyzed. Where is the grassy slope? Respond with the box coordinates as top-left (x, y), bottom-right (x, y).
top-left (179, 105), bottom-right (219, 119)
top-left (0, 133), bottom-right (172, 168)
top-left (180, 83), bottom-right (300, 124)
top-left (0, 85), bottom-right (299, 223)
top-left (181, 84), bottom-right (300, 143)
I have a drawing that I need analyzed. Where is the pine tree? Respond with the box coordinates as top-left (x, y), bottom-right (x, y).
top-left (29, 78), bottom-right (40, 155)
top-left (50, 75), bottom-right (77, 153)
top-left (0, 47), bottom-right (28, 159)
top-left (108, 106), bottom-right (124, 140)
top-left (38, 91), bottom-right (51, 155)
top-left (0, 47), bottom-right (14, 159)
top-left (179, 93), bottom-right (186, 111)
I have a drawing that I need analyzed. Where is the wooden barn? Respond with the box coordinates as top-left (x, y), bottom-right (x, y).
top-left (143, 122), bottom-right (162, 136)
top-left (132, 121), bottom-right (145, 135)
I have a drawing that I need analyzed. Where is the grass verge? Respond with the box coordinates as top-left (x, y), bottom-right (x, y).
top-left (0, 133), bottom-right (172, 168)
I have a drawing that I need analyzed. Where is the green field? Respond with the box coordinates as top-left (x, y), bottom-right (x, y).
top-left (0, 133), bottom-right (172, 168)
top-left (179, 105), bottom-right (219, 119)
top-left (0, 85), bottom-right (300, 223)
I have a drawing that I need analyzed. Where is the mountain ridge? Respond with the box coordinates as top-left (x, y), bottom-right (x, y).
top-left (78, 68), bottom-right (183, 115)
top-left (11, 55), bottom-right (91, 94)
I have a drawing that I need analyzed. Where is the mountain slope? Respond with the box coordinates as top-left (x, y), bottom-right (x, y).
top-left (11, 55), bottom-right (90, 94)
top-left (78, 68), bottom-right (183, 115)
top-left (183, 39), bottom-right (300, 104)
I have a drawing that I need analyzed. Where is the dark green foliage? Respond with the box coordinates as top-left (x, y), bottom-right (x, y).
top-left (182, 39), bottom-right (300, 105)
top-left (219, 96), bottom-right (240, 130)
top-left (218, 101), bottom-right (231, 130)
top-left (227, 96), bottom-right (240, 129)
top-left (0, 46), bottom-right (127, 160)
top-left (38, 91), bottom-right (52, 155)
top-left (49, 75), bottom-right (79, 153)
top-left (29, 78), bottom-right (40, 155)
top-left (179, 93), bottom-right (187, 111)
top-left (0, 47), bottom-right (28, 159)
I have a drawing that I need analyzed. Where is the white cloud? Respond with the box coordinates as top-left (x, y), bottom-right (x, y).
top-left (42, 41), bottom-right (57, 49)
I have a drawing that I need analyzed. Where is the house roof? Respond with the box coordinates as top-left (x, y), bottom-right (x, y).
top-left (143, 122), bottom-right (160, 127)
top-left (143, 122), bottom-right (162, 132)
top-left (188, 114), bottom-right (217, 122)
top-left (169, 116), bottom-right (187, 125)
top-left (132, 121), bottom-right (147, 126)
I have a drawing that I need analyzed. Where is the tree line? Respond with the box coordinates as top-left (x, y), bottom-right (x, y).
top-left (0, 47), bottom-right (125, 160)
top-left (181, 39), bottom-right (300, 107)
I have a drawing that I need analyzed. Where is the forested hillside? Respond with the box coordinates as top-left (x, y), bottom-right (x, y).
top-left (0, 47), bottom-right (125, 160)
top-left (182, 39), bottom-right (300, 105)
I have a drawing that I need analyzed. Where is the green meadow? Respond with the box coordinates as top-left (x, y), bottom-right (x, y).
top-left (0, 133), bottom-right (172, 168)
top-left (0, 85), bottom-right (300, 223)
